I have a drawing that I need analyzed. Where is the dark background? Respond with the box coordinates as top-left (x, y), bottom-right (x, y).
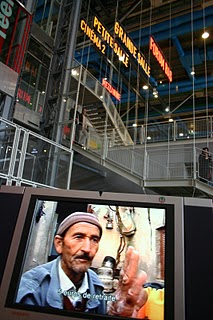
top-left (0, 192), bottom-right (23, 284)
top-left (184, 204), bottom-right (213, 319)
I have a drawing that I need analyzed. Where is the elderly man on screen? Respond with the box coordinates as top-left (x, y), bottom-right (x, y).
top-left (16, 212), bottom-right (148, 317)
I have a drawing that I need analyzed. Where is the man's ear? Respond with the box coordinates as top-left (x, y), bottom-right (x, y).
top-left (54, 235), bottom-right (63, 254)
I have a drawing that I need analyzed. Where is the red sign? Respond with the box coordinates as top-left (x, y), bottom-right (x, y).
top-left (25, 59), bottom-right (38, 77)
top-left (102, 78), bottom-right (121, 101)
top-left (150, 36), bottom-right (172, 82)
top-left (17, 88), bottom-right (31, 104)
top-left (0, 0), bottom-right (32, 74)
top-left (0, 0), bottom-right (14, 53)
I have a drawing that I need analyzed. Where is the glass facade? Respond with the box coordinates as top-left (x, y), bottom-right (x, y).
top-left (33, 0), bottom-right (61, 40)
top-left (17, 38), bottom-right (51, 114)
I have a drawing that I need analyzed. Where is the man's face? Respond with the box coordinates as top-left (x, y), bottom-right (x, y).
top-left (54, 222), bottom-right (100, 281)
top-left (203, 148), bottom-right (209, 156)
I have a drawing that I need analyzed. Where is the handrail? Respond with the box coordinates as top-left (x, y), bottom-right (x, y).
top-left (127, 116), bottom-right (213, 144)
top-left (70, 60), bottom-right (133, 146)
top-left (0, 116), bottom-right (212, 191)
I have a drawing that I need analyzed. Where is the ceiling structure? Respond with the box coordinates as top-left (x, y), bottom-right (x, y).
top-left (74, 0), bottom-right (213, 126)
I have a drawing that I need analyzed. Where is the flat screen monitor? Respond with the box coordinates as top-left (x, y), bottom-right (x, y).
top-left (0, 187), bottom-right (185, 320)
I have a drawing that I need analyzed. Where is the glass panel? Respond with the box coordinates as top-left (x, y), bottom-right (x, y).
top-left (33, 0), bottom-right (60, 39)
top-left (0, 121), bottom-right (16, 175)
top-left (176, 117), bottom-right (211, 140)
top-left (21, 133), bottom-right (71, 189)
top-left (146, 122), bottom-right (173, 143)
top-left (17, 41), bottom-right (51, 113)
top-left (45, 146), bottom-right (71, 189)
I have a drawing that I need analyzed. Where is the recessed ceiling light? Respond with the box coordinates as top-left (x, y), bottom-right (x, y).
top-left (202, 31), bottom-right (209, 39)
top-left (143, 85), bottom-right (148, 90)
top-left (71, 69), bottom-right (78, 76)
top-left (153, 88), bottom-right (158, 97)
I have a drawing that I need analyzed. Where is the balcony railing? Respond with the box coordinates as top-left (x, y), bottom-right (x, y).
top-left (0, 117), bottom-right (72, 188)
top-left (0, 116), bottom-right (212, 189)
top-left (127, 116), bottom-right (213, 144)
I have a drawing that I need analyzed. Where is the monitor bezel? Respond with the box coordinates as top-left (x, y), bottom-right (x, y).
top-left (0, 187), bottom-right (185, 320)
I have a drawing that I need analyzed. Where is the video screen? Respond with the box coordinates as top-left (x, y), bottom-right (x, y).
top-left (6, 196), bottom-right (172, 320)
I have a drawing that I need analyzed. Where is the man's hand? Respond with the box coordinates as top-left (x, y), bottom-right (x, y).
top-left (108, 246), bottom-right (148, 318)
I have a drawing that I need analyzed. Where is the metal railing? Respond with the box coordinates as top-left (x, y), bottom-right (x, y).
top-left (76, 122), bottom-right (213, 186)
top-left (0, 116), bottom-right (212, 189)
top-left (127, 116), bottom-right (213, 144)
top-left (70, 60), bottom-right (133, 146)
top-left (0, 117), bottom-right (72, 188)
